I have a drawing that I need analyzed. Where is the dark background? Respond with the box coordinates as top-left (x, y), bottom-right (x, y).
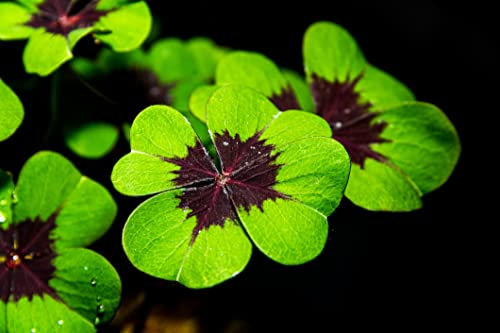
top-left (0, 0), bottom-right (493, 331)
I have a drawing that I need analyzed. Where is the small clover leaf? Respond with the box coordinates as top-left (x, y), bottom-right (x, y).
top-left (0, 151), bottom-right (120, 332)
top-left (0, 0), bottom-right (152, 76)
top-left (111, 85), bottom-right (350, 288)
top-left (0, 78), bottom-right (24, 142)
top-left (65, 37), bottom-right (226, 159)
top-left (189, 21), bottom-right (461, 212)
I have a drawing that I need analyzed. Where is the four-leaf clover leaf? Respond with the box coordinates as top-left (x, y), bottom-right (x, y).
top-left (190, 21), bottom-right (461, 211)
top-left (0, 151), bottom-right (120, 333)
top-left (111, 85), bottom-right (350, 288)
top-left (0, 0), bottom-right (152, 76)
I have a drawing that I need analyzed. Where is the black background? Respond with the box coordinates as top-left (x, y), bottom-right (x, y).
top-left (0, 0), bottom-right (494, 331)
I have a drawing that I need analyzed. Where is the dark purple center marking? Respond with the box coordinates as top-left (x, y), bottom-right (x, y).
top-left (269, 86), bottom-right (301, 111)
top-left (26, 0), bottom-right (112, 36)
top-left (164, 130), bottom-right (287, 243)
top-left (0, 214), bottom-right (58, 302)
top-left (310, 74), bottom-right (390, 168)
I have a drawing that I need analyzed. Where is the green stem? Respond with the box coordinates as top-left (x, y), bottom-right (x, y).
top-left (41, 70), bottom-right (60, 148)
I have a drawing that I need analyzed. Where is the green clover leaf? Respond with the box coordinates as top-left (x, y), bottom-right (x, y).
top-left (189, 21), bottom-right (461, 211)
top-left (0, 0), bottom-right (152, 76)
top-left (0, 78), bottom-right (24, 142)
top-left (111, 85), bottom-right (350, 288)
top-left (0, 151), bottom-right (120, 332)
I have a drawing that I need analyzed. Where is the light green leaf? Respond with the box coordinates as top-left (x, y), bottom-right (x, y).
top-left (129, 105), bottom-right (199, 157)
top-left (147, 38), bottom-right (198, 83)
top-left (50, 248), bottom-right (122, 325)
top-left (357, 64), bottom-right (415, 110)
top-left (215, 51), bottom-right (290, 98)
top-left (23, 29), bottom-right (72, 76)
top-left (65, 122), bottom-right (120, 159)
top-left (0, 169), bottom-right (14, 227)
top-left (53, 177), bottom-right (117, 248)
top-left (0, 78), bottom-right (24, 142)
top-left (94, 1), bottom-right (152, 52)
top-left (111, 105), bottom-right (200, 196)
top-left (189, 84), bottom-right (218, 122)
top-left (6, 296), bottom-right (95, 333)
top-left (372, 102), bottom-right (461, 194)
top-left (0, 2), bottom-right (34, 40)
top-left (111, 152), bottom-right (180, 196)
top-left (345, 160), bottom-right (422, 211)
top-left (303, 21), bottom-right (366, 82)
top-left (122, 191), bottom-right (252, 289)
top-left (237, 199), bottom-right (327, 265)
top-left (206, 84), bottom-right (279, 141)
top-left (14, 151), bottom-right (82, 222)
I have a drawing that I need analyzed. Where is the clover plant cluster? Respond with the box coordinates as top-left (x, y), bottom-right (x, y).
top-left (0, 1), bottom-right (461, 330)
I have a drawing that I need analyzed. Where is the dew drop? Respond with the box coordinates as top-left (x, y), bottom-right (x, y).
top-left (333, 121), bottom-right (343, 129)
top-left (90, 278), bottom-right (97, 287)
top-left (94, 317), bottom-right (101, 325)
top-left (11, 193), bottom-right (18, 203)
top-left (30, 329), bottom-right (36, 333)
top-left (0, 199), bottom-right (7, 205)
top-left (83, 266), bottom-right (88, 271)
top-left (250, 146), bottom-right (256, 150)
top-left (57, 320), bottom-right (64, 326)
top-left (96, 296), bottom-right (102, 303)
top-left (0, 212), bottom-right (6, 223)
top-left (222, 141), bottom-right (229, 146)
top-left (97, 304), bottom-right (105, 314)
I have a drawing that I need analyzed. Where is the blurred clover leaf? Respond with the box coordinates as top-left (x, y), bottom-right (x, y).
top-left (190, 21), bottom-right (461, 212)
top-left (111, 85), bottom-right (350, 288)
top-left (0, 78), bottom-right (24, 142)
top-left (0, 151), bottom-right (120, 332)
top-left (0, 0), bottom-right (152, 76)
top-left (64, 36), bottom-right (227, 159)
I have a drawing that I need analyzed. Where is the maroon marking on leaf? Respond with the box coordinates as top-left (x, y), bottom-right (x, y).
top-left (26, 0), bottom-right (113, 36)
top-left (164, 131), bottom-right (287, 244)
top-left (269, 86), bottom-right (301, 111)
top-left (0, 214), bottom-right (59, 303)
top-left (215, 131), bottom-right (287, 212)
top-left (310, 73), bottom-right (390, 168)
top-left (133, 68), bottom-right (176, 106)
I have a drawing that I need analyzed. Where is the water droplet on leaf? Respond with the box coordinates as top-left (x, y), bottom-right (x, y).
top-left (94, 317), bottom-right (101, 325)
top-left (222, 141), bottom-right (229, 146)
top-left (333, 121), bottom-right (342, 129)
top-left (83, 266), bottom-right (89, 271)
top-left (90, 278), bottom-right (97, 287)
top-left (96, 296), bottom-right (102, 303)
top-left (30, 329), bottom-right (36, 333)
top-left (0, 199), bottom-right (7, 205)
top-left (11, 193), bottom-right (18, 203)
top-left (0, 212), bottom-right (6, 223)
top-left (97, 304), bottom-right (105, 314)
top-left (57, 320), bottom-right (64, 326)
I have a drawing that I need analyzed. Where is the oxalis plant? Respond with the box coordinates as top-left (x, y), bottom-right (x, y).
top-left (0, 151), bottom-right (120, 332)
top-left (190, 21), bottom-right (462, 211)
top-left (0, 1), bottom-right (462, 329)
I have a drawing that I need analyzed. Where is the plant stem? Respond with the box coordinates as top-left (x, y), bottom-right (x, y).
top-left (41, 70), bottom-right (61, 148)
